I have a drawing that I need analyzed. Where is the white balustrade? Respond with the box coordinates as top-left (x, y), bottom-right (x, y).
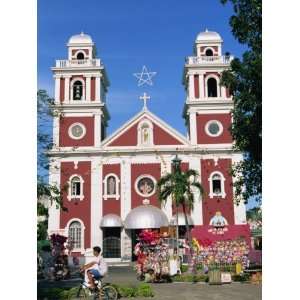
top-left (185, 55), bottom-right (233, 65)
top-left (55, 59), bottom-right (101, 68)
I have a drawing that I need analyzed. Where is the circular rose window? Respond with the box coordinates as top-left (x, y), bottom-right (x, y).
top-left (68, 123), bottom-right (86, 140)
top-left (205, 120), bottom-right (223, 137)
top-left (135, 175), bottom-right (156, 197)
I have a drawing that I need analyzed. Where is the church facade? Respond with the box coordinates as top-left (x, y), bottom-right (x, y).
top-left (48, 30), bottom-right (248, 262)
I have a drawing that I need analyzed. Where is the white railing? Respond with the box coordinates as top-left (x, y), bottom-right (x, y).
top-left (55, 59), bottom-right (101, 68)
top-left (185, 55), bottom-right (233, 65)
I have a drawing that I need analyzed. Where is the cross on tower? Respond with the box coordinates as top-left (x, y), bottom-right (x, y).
top-left (139, 92), bottom-right (150, 110)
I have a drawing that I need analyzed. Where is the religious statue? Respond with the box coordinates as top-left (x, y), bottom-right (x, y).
top-left (142, 127), bottom-right (149, 144)
top-left (209, 211), bottom-right (228, 228)
top-left (107, 176), bottom-right (116, 195)
top-left (138, 178), bottom-right (154, 195)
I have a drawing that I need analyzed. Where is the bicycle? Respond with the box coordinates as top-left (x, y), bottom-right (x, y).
top-left (70, 271), bottom-right (118, 300)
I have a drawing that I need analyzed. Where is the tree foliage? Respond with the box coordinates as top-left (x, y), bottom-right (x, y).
top-left (37, 90), bottom-right (67, 240)
top-left (220, 0), bottom-right (262, 203)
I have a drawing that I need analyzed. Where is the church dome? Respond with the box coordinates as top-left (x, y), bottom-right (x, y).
top-left (100, 214), bottom-right (123, 227)
top-left (124, 204), bottom-right (169, 229)
top-left (68, 32), bottom-right (93, 44)
top-left (196, 29), bottom-right (222, 42)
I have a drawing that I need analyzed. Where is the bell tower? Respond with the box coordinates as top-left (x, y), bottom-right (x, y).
top-left (52, 32), bottom-right (110, 149)
top-left (182, 29), bottom-right (233, 146)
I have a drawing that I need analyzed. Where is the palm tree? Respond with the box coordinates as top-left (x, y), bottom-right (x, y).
top-left (156, 156), bottom-right (204, 271)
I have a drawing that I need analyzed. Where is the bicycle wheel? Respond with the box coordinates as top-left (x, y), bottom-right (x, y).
top-left (101, 285), bottom-right (118, 300)
top-left (72, 286), bottom-right (93, 300)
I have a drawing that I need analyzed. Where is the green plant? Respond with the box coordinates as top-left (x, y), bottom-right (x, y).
top-left (180, 264), bottom-right (188, 273)
top-left (137, 283), bottom-right (154, 297)
top-left (232, 273), bottom-right (251, 282)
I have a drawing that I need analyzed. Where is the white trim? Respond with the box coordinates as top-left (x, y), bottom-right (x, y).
top-left (160, 159), bottom-right (172, 220)
top-left (208, 171), bottom-right (226, 198)
top-left (68, 122), bottom-right (86, 140)
top-left (65, 218), bottom-right (85, 254)
top-left (94, 113), bottom-right (101, 147)
top-left (134, 174), bottom-right (157, 197)
top-left (205, 120), bottom-right (224, 137)
top-left (121, 159), bottom-right (131, 220)
top-left (137, 119), bottom-right (154, 147)
top-left (70, 77), bottom-right (86, 101)
top-left (103, 173), bottom-right (120, 200)
top-left (189, 111), bottom-right (197, 145)
top-left (67, 174), bottom-right (85, 201)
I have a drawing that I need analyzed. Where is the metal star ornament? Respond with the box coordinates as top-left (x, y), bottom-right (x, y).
top-left (133, 65), bottom-right (157, 87)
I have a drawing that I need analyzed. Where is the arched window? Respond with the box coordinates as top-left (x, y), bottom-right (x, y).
top-left (73, 80), bottom-right (83, 100)
top-left (103, 173), bottom-right (120, 200)
top-left (107, 176), bottom-right (116, 195)
top-left (212, 174), bottom-right (222, 195)
top-left (205, 49), bottom-right (213, 56)
top-left (71, 176), bottom-right (81, 196)
top-left (207, 78), bottom-right (218, 97)
top-left (68, 221), bottom-right (82, 249)
top-left (68, 175), bottom-right (84, 201)
top-left (76, 52), bottom-right (85, 60)
top-left (208, 171), bottom-right (226, 198)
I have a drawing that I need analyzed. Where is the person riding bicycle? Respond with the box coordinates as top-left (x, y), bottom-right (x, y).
top-left (80, 246), bottom-right (107, 289)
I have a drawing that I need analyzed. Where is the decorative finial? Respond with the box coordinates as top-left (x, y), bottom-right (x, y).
top-left (133, 65), bottom-right (157, 87)
top-left (205, 28), bottom-right (208, 32)
top-left (139, 92), bottom-right (150, 110)
top-left (80, 31), bottom-right (84, 35)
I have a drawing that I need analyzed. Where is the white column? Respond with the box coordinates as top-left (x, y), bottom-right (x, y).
top-left (64, 75), bottom-right (71, 102)
top-left (48, 160), bottom-right (61, 233)
top-left (221, 86), bottom-right (226, 99)
top-left (189, 111), bottom-right (197, 145)
top-left (121, 158), bottom-right (131, 220)
top-left (85, 75), bottom-right (91, 101)
top-left (188, 73), bottom-right (194, 100)
top-left (53, 114), bottom-right (60, 148)
top-left (232, 154), bottom-right (247, 224)
top-left (91, 158), bottom-right (102, 247)
top-left (94, 112), bottom-right (101, 147)
top-left (160, 159), bottom-right (172, 220)
top-left (199, 73), bottom-right (205, 99)
top-left (54, 75), bottom-right (60, 104)
top-left (95, 75), bottom-right (101, 102)
top-left (189, 157), bottom-right (203, 226)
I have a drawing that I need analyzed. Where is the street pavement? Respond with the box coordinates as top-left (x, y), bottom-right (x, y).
top-left (37, 266), bottom-right (262, 300)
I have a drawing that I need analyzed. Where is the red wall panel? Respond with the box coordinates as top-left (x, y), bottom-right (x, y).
top-left (153, 124), bottom-right (183, 145)
top-left (131, 163), bottom-right (161, 209)
top-left (59, 116), bottom-right (94, 147)
top-left (60, 78), bottom-right (65, 102)
top-left (102, 164), bottom-right (121, 216)
top-left (60, 161), bottom-right (91, 249)
top-left (194, 75), bottom-right (199, 98)
top-left (109, 123), bottom-right (138, 146)
top-left (91, 77), bottom-right (95, 101)
top-left (201, 159), bottom-right (234, 225)
top-left (196, 113), bottom-right (232, 144)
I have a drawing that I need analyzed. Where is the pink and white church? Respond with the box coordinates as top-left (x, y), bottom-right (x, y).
top-left (48, 30), bottom-right (249, 262)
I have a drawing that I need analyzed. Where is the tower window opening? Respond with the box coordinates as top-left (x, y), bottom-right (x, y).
top-left (73, 81), bottom-right (83, 100)
top-left (205, 49), bottom-right (213, 56)
top-left (207, 78), bottom-right (218, 97)
top-left (212, 174), bottom-right (222, 195)
top-left (76, 52), bottom-right (85, 60)
top-left (71, 176), bottom-right (81, 196)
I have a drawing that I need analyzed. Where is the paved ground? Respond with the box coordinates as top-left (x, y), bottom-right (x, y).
top-left (38, 266), bottom-right (262, 300)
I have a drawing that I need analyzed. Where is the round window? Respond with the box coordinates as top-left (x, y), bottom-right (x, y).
top-left (135, 175), bottom-right (156, 197)
top-left (205, 120), bottom-right (223, 137)
top-left (68, 123), bottom-right (86, 140)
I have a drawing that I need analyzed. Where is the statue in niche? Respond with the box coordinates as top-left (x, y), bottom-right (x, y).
top-left (107, 176), bottom-right (116, 195)
top-left (142, 126), bottom-right (149, 144)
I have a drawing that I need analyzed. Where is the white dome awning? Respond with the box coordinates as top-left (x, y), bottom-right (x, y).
top-left (124, 204), bottom-right (169, 229)
top-left (100, 214), bottom-right (123, 228)
top-left (170, 213), bottom-right (194, 226)
top-left (68, 32), bottom-right (93, 45)
top-left (196, 29), bottom-right (222, 43)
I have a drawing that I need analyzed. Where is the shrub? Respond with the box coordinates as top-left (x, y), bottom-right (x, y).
top-left (172, 274), bottom-right (209, 283)
top-left (136, 283), bottom-right (154, 297)
top-left (232, 273), bottom-right (251, 282)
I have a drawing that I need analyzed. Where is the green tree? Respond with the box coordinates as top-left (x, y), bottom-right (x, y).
top-left (37, 89), bottom-right (66, 241)
top-left (220, 0), bottom-right (262, 203)
top-left (156, 156), bottom-right (204, 270)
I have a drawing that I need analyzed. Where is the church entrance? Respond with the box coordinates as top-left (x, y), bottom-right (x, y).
top-left (102, 228), bottom-right (121, 259)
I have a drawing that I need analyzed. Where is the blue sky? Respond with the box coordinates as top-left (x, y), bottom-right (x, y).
top-left (38, 0), bottom-right (257, 208)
